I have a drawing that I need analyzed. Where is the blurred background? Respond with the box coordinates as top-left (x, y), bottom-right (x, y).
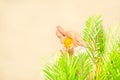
top-left (0, 0), bottom-right (120, 80)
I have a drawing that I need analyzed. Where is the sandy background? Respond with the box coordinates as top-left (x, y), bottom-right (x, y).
top-left (0, 0), bottom-right (120, 80)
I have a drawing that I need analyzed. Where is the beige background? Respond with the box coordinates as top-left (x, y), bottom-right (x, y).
top-left (0, 0), bottom-right (120, 80)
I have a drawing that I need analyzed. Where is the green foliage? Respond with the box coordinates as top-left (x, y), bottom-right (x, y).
top-left (43, 16), bottom-right (120, 80)
top-left (43, 52), bottom-right (92, 80)
top-left (83, 16), bottom-right (106, 57)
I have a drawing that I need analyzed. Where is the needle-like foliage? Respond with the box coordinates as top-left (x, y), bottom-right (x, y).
top-left (43, 16), bottom-right (120, 80)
